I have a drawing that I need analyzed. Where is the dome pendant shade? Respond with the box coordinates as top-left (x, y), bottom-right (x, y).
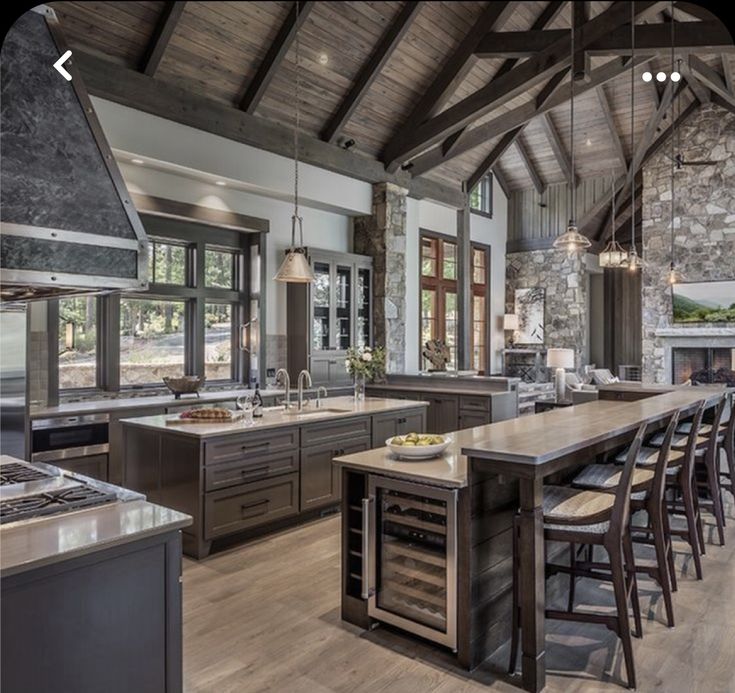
top-left (274, 247), bottom-right (314, 283)
top-left (553, 222), bottom-right (592, 252)
top-left (599, 239), bottom-right (628, 268)
top-left (625, 247), bottom-right (644, 272)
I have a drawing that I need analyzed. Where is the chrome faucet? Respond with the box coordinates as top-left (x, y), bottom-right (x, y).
top-left (275, 368), bottom-right (291, 410)
top-left (297, 370), bottom-right (313, 411)
top-left (315, 386), bottom-right (328, 409)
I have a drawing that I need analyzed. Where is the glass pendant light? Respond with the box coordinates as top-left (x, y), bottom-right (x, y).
top-left (553, 10), bottom-right (591, 253)
top-left (624, 1), bottom-right (644, 272)
top-left (667, 8), bottom-right (683, 285)
top-left (274, 3), bottom-right (314, 283)
top-left (599, 171), bottom-right (628, 267)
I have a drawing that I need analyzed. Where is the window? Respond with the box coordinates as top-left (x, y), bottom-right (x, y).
top-left (420, 232), bottom-right (490, 373)
top-left (58, 297), bottom-right (97, 390)
top-left (119, 298), bottom-right (186, 386)
top-left (149, 239), bottom-right (187, 285)
top-left (205, 302), bottom-right (233, 380)
top-left (205, 247), bottom-right (235, 289)
top-left (470, 175), bottom-right (493, 216)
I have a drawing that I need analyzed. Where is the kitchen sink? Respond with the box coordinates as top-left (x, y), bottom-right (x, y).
top-left (281, 407), bottom-right (352, 416)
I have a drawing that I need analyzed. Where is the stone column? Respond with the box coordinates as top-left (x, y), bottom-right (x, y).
top-left (354, 182), bottom-right (408, 374)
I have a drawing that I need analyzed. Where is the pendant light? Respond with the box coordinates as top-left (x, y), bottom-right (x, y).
top-left (667, 6), bottom-right (684, 285)
top-left (553, 10), bottom-right (591, 253)
top-left (625, 1), bottom-right (644, 272)
top-left (599, 170), bottom-right (628, 267)
top-left (274, 2), bottom-right (314, 283)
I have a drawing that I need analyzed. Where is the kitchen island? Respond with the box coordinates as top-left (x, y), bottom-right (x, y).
top-left (0, 455), bottom-right (191, 693)
top-left (121, 396), bottom-right (428, 558)
top-left (334, 386), bottom-right (729, 691)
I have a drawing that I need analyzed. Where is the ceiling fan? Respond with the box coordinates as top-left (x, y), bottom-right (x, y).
top-left (665, 152), bottom-right (717, 170)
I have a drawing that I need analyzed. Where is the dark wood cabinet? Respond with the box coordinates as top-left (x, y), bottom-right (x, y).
top-left (109, 406), bottom-right (165, 485)
top-left (426, 394), bottom-right (459, 434)
top-left (56, 453), bottom-right (109, 482)
top-left (371, 409), bottom-right (426, 447)
top-left (457, 410), bottom-right (491, 429)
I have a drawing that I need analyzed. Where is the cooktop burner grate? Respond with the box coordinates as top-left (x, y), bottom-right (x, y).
top-left (0, 462), bottom-right (54, 486)
top-left (0, 485), bottom-right (117, 524)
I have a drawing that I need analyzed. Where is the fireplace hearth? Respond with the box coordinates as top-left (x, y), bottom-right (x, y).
top-left (672, 347), bottom-right (735, 386)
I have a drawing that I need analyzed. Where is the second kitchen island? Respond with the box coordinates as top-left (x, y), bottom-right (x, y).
top-left (121, 396), bottom-right (428, 558)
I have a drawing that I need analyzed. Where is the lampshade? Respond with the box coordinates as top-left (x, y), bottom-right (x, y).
top-left (274, 247), bottom-right (314, 283)
top-left (503, 314), bottom-right (519, 331)
top-left (552, 222), bottom-right (592, 252)
top-left (546, 348), bottom-right (575, 370)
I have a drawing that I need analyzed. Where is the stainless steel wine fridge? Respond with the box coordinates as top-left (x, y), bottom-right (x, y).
top-left (363, 476), bottom-right (457, 650)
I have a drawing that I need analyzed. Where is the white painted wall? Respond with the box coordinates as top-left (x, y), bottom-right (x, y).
top-left (92, 96), bottom-right (509, 374)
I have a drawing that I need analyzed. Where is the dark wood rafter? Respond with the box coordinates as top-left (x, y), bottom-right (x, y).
top-left (441, 1), bottom-right (565, 163)
top-left (595, 85), bottom-right (628, 173)
top-left (493, 166), bottom-right (511, 199)
top-left (596, 184), bottom-right (640, 243)
top-left (515, 137), bottom-right (546, 195)
top-left (539, 113), bottom-right (576, 187)
top-left (139, 1), bottom-right (187, 77)
top-left (74, 50), bottom-right (465, 208)
top-left (680, 59), bottom-right (711, 102)
top-left (383, 1), bottom-right (669, 169)
top-left (473, 21), bottom-right (735, 58)
top-left (712, 92), bottom-right (735, 115)
top-left (321, 1), bottom-right (423, 144)
top-left (382, 1), bottom-right (514, 172)
top-left (688, 54), bottom-right (735, 107)
top-left (572, 1), bottom-right (590, 81)
top-left (408, 55), bottom-right (650, 177)
top-left (239, 0), bottom-right (315, 114)
top-left (722, 54), bottom-right (734, 93)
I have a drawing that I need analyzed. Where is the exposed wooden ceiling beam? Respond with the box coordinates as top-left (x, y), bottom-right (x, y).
top-left (679, 58), bottom-right (711, 102)
top-left (688, 54), bottom-right (735, 106)
top-left (711, 92), bottom-right (735, 116)
top-left (515, 138), bottom-right (546, 195)
top-left (384, 1), bottom-right (666, 170)
top-left (596, 85), bottom-right (628, 173)
top-left (493, 166), bottom-right (511, 199)
top-left (440, 1), bottom-right (565, 163)
top-left (474, 21), bottom-right (735, 58)
top-left (321, 1), bottom-right (423, 144)
top-left (596, 184), bottom-right (640, 242)
top-left (723, 54), bottom-right (734, 93)
top-left (382, 1), bottom-right (514, 172)
top-left (408, 55), bottom-right (649, 177)
top-left (74, 50), bottom-right (464, 208)
top-left (573, 1), bottom-right (590, 81)
top-left (239, 1), bottom-right (315, 114)
top-left (140, 1), bottom-right (186, 77)
top-left (539, 113), bottom-right (576, 187)
top-left (466, 128), bottom-right (522, 192)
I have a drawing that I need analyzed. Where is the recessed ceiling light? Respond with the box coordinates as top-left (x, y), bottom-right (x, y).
top-left (642, 71), bottom-right (653, 82)
top-left (656, 71), bottom-right (667, 82)
top-left (318, 53), bottom-right (329, 65)
top-left (215, 180), bottom-right (226, 186)
top-left (131, 158), bottom-right (144, 165)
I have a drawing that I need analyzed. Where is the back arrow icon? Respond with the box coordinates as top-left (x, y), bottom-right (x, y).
top-left (53, 50), bottom-right (72, 81)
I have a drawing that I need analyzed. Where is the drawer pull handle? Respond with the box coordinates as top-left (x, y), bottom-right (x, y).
top-left (241, 442), bottom-right (270, 453)
top-left (241, 499), bottom-right (269, 515)
top-left (241, 465), bottom-right (269, 477)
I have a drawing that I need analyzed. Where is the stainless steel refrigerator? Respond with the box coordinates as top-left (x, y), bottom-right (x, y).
top-left (0, 304), bottom-right (27, 459)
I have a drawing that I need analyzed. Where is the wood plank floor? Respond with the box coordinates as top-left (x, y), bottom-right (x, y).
top-left (183, 495), bottom-right (735, 693)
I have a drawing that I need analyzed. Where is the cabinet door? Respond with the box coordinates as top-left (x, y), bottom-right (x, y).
top-left (372, 413), bottom-right (398, 447)
top-left (425, 394), bottom-right (459, 434)
top-left (311, 261), bottom-right (332, 352)
top-left (110, 407), bottom-right (165, 485)
top-left (356, 267), bottom-right (371, 348)
top-left (301, 439), bottom-right (369, 511)
top-left (397, 410), bottom-right (426, 435)
top-left (56, 453), bottom-right (108, 481)
top-left (457, 410), bottom-right (490, 430)
top-left (335, 263), bottom-right (352, 351)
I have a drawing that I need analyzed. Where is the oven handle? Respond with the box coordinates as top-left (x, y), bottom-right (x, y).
top-left (361, 495), bottom-right (374, 600)
top-left (31, 443), bottom-right (109, 463)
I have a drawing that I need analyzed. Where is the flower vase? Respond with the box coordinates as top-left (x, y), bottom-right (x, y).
top-left (353, 373), bottom-right (366, 402)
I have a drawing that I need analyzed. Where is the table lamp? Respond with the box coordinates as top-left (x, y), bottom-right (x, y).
top-left (547, 348), bottom-right (575, 402)
top-left (503, 314), bottom-right (519, 347)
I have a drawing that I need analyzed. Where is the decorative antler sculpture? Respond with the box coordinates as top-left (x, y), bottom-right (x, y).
top-left (422, 339), bottom-right (450, 371)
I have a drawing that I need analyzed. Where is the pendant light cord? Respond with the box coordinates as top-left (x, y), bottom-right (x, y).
top-left (570, 12), bottom-right (575, 224)
top-left (292, 1), bottom-right (302, 246)
top-left (670, 0), bottom-right (676, 268)
top-left (630, 1), bottom-right (636, 254)
top-left (611, 170), bottom-right (617, 240)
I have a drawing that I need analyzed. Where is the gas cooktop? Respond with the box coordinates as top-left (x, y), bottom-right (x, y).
top-left (0, 461), bottom-right (55, 486)
top-left (0, 485), bottom-right (117, 525)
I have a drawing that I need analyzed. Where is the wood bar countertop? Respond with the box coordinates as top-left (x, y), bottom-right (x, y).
top-left (461, 388), bottom-right (728, 475)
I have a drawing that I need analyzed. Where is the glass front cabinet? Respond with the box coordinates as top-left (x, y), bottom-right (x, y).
top-left (287, 248), bottom-right (373, 388)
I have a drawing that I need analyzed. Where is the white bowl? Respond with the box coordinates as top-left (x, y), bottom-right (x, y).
top-left (385, 435), bottom-right (451, 461)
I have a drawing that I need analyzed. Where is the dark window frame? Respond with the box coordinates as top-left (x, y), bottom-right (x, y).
top-left (469, 174), bottom-right (493, 218)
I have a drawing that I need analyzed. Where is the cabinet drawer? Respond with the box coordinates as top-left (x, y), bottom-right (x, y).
top-left (458, 410), bottom-right (491, 429)
top-left (204, 450), bottom-right (299, 492)
top-left (301, 416), bottom-right (371, 447)
top-left (204, 473), bottom-right (299, 539)
top-left (459, 395), bottom-right (490, 412)
top-left (204, 427), bottom-right (298, 466)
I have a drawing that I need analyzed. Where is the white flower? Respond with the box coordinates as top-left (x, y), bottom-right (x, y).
top-left (362, 352), bottom-right (372, 362)
top-left (345, 359), bottom-right (351, 372)
top-left (364, 346), bottom-right (372, 352)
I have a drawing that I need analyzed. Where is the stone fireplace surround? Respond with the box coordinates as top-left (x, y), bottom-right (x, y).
top-left (653, 327), bottom-right (735, 384)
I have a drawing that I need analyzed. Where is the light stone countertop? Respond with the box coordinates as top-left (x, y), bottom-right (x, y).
top-left (119, 396), bottom-right (429, 438)
top-left (0, 457), bottom-right (192, 577)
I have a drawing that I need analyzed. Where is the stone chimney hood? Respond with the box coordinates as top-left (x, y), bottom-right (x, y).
top-left (0, 6), bottom-right (149, 301)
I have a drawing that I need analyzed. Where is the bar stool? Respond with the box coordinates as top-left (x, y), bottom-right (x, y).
top-left (508, 423), bottom-right (647, 690)
top-left (715, 398), bottom-right (735, 504)
top-left (573, 411), bottom-right (680, 628)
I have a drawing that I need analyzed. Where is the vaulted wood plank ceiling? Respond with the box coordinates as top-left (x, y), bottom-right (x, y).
top-left (50, 0), bottom-right (733, 211)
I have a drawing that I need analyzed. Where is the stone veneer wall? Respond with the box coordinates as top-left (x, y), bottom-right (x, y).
top-left (354, 182), bottom-right (408, 373)
top-left (506, 249), bottom-right (593, 371)
top-left (641, 103), bottom-right (735, 383)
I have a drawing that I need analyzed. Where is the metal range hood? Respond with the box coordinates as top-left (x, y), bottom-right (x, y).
top-left (0, 6), bottom-right (148, 302)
